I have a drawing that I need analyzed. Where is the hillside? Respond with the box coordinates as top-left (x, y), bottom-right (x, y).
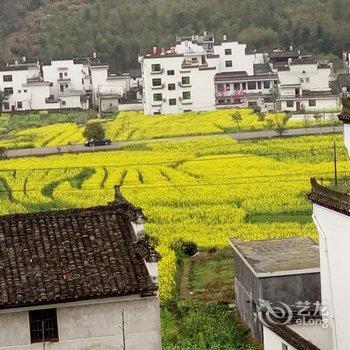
top-left (1, 0), bottom-right (350, 71)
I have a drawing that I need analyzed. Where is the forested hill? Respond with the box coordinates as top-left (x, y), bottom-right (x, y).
top-left (1, 0), bottom-right (350, 72)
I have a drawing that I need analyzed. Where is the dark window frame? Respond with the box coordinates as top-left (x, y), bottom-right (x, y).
top-left (17, 101), bottom-right (23, 109)
top-left (4, 87), bottom-right (13, 95)
top-left (29, 309), bottom-right (59, 343)
top-left (3, 75), bottom-right (13, 82)
top-left (225, 60), bottom-right (233, 68)
top-left (287, 100), bottom-right (294, 108)
top-left (182, 76), bottom-right (191, 85)
top-left (248, 81), bottom-right (256, 90)
top-left (169, 98), bottom-right (177, 106)
top-left (151, 64), bottom-right (161, 72)
top-left (182, 91), bottom-right (191, 100)
top-left (167, 70), bottom-right (175, 76)
top-left (152, 78), bottom-right (162, 87)
top-left (225, 49), bottom-right (232, 55)
top-left (168, 83), bottom-right (176, 91)
top-left (153, 93), bottom-right (163, 102)
top-left (309, 99), bottom-right (316, 107)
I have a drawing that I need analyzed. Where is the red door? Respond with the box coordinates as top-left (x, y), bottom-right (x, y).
top-left (296, 101), bottom-right (301, 112)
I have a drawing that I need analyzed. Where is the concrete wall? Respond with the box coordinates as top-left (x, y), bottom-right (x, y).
top-left (280, 97), bottom-right (339, 112)
top-left (118, 103), bottom-right (143, 111)
top-left (344, 124), bottom-right (350, 154)
top-left (0, 295), bottom-right (161, 350)
top-left (263, 326), bottom-right (298, 350)
top-left (289, 324), bottom-right (333, 350)
top-left (312, 204), bottom-right (350, 350)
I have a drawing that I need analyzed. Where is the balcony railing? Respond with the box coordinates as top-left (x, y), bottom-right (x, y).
top-left (150, 68), bottom-right (164, 74)
top-left (151, 84), bottom-right (165, 89)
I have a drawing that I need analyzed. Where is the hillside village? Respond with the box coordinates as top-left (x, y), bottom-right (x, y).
top-left (0, 22), bottom-right (350, 350)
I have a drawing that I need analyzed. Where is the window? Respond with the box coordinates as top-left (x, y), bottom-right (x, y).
top-left (299, 78), bottom-right (304, 83)
top-left (309, 100), bottom-right (316, 107)
top-left (65, 84), bottom-right (69, 88)
top-left (242, 82), bottom-right (247, 90)
top-left (282, 344), bottom-right (288, 350)
top-left (62, 101), bottom-right (66, 106)
top-left (3, 75), bottom-right (13, 82)
top-left (182, 76), bottom-right (190, 85)
top-left (168, 83), bottom-right (176, 91)
top-left (169, 98), bottom-right (177, 105)
top-left (183, 109), bottom-right (192, 113)
top-left (60, 85), bottom-right (64, 92)
top-left (257, 82), bottom-right (262, 89)
top-left (29, 309), bottom-right (59, 343)
top-left (59, 72), bottom-right (63, 79)
top-left (225, 60), bottom-right (233, 68)
top-left (3, 102), bottom-right (9, 110)
top-left (153, 93), bottom-right (163, 102)
top-left (248, 81), bottom-right (256, 90)
top-left (225, 49), bottom-right (232, 55)
top-left (151, 64), bottom-right (161, 72)
top-left (18, 90), bottom-right (21, 93)
top-left (287, 101), bottom-right (294, 108)
top-left (4, 87), bottom-right (13, 95)
top-left (226, 84), bottom-right (230, 91)
top-left (152, 78), bottom-right (162, 87)
top-left (64, 72), bottom-right (68, 77)
top-left (82, 78), bottom-right (84, 85)
top-left (183, 91), bottom-right (191, 100)
top-left (167, 70), bottom-right (175, 76)
top-left (17, 102), bottom-right (23, 109)
top-left (306, 77), bottom-right (310, 83)
top-left (49, 83), bottom-right (53, 87)
top-left (24, 89), bottom-right (27, 93)
top-left (263, 81), bottom-right (270, 89)
top-left (234, 83), bottom-right (240, 90)
top-left (218, 99), bottom-right (225, 104)
top-left (154, 111), bottom-right (161, 115)
top-left (234, 99), bottom-right (241, 104)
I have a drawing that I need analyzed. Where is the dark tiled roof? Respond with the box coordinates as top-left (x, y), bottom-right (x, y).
top-left (128, 68), bottom-right (142, 78)
top-left (267, 323), bottom-right (321, 350)
top-left (338, 112), bottom-right (350, 123)
top-left (308, 178), bottom-right (350, 216)
top-left (269, 50), bottom-right (300, 59)
top-left (290, 57), bottom-right (317, 65)
top-left (0, 188), bottom-right (158, 309)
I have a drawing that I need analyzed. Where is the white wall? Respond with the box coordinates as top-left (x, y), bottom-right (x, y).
top-left (344, 124), bottom-right (350, 154)
top-left (0, 295), bottom-right (161, 350)
top-left (312, 204), bottom-right (350, 350)
top-left (280, 97), bottom-right (339, 112)
top-left (263, 326), bottom-right (297, 350)
top-left (213, 42), bottom-right (264, 75)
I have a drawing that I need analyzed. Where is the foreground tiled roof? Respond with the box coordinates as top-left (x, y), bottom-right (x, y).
top-left (308, 178), bottom-right (350, 216)
top-left (0, 188), bottom-right (159, 309)
top-left (267, 323), bottom-right (321, 350)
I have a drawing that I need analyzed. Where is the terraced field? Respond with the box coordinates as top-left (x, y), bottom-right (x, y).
top-left (0, 134), bottom-right (348, 302)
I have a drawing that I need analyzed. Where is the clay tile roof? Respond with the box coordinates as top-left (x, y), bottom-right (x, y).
top-left (0, 187), bottom-right (158, 310)
top-left (308, 178), bottom-right (350, 216)
top-left (267, 323), bottom-right (321, 350)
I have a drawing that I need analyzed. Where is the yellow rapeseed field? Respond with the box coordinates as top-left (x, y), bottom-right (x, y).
top-left (0, 134), bottom-right (347, 301)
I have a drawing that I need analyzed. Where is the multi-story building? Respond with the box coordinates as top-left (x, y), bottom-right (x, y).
top-left (0, 53), bottom-right (142, 113)
top-left (276, 57), bottom-right (339, 112)
top-left (0, 60), bottom-right (60, 112)
top-left (139, 33), bottom-right (268, 115)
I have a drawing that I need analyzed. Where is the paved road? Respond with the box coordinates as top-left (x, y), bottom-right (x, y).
top-left (3, 125), bottom-right (343, 159)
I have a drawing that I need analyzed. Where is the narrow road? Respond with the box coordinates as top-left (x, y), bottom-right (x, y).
top-left (3, 125), bottom-right (343, 159)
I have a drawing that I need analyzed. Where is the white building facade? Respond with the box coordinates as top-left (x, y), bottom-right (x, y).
top-left (139, 34), bottom-right (267, 115)
top-left (277, 59), bottom-right (339, 112)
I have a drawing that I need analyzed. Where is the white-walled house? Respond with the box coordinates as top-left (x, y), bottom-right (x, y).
top-left (0, 187), bottom-right (162, 350)
top-left (42, 59), bottom-right (91, 110)
top-left (277, 58), bottom-right (339, 112)
top-left (139, 33), bottom-right (267, 115)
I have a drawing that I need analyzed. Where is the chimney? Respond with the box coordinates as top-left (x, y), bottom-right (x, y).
top-left (153, 47), bottom-right (157, 54)
top-left (191, 35), bottom-right (195, 41)
top-left (203, 30), bottom-right (207, 36)
top-left (22, 56), bottom-right (26, 63)
top-left (223, 34), bottom-right (227, 42)
top-left (14, 60), bottom-right (19, 66)
top-left (288, 57), bottom-right (292, 66)
top-left (289, 45), bottom-right (293, 51)
top-left (92, 51), bottom-right (97, 59)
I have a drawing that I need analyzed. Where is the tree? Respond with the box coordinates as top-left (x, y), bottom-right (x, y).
top-left (83, 122), bottom-right (105, 141)
top-left (257, 112), bottom-right (266, 129)
top-left (270, 84), bottom-right (280, 112)
top-left (0, 90), bottom-right (7, 115)
top-left (232, 110), bottom-right (242, 133)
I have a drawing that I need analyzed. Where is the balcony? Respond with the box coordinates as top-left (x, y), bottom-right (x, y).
top-left (151, 83), bottom-right (165, 90)
top-left (150, 68), bottom-right (164, 75)
top-left (179, 97), bottom-right (192, 105)
top-left (151, 100), bottom-right (164, 107)
top-left (58, 77), bottom-right (71, 82)
top-left (178, 82), bottom-right (192, 88)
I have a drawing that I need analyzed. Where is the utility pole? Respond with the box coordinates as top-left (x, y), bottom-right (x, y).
top-left (334, 141), bottom-right (338, 187)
